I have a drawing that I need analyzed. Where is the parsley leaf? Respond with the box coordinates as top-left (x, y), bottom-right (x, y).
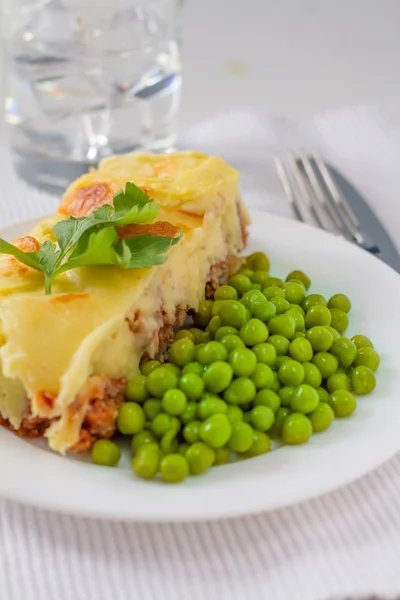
top-left (0, 182), bottom-right (182, 293)
top-left (116, 232), bottom-right (183, 269)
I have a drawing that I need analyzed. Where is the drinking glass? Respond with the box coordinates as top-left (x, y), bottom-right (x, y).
top-left (1, 0), bottom-right (184, 188)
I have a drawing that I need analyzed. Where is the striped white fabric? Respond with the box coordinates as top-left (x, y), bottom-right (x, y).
top-left (1, 107), bottom-right (400, 600)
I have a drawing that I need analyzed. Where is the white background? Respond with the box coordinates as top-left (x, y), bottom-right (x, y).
top-left (179, 0), bottom-right (400, 128)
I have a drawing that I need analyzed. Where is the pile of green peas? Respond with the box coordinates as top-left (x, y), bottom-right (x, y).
top-left (91, 251), bottom-right (380, 483)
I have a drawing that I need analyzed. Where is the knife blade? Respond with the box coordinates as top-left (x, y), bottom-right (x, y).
top-left (327, 165), bottom-right (400, 273)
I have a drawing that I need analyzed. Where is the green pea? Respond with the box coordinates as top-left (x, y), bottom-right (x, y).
top-left (193, 299), bottom-right (213, 328)
top-left (189, 328), bottom-right (210, 344)
top-left (270, 297), bottom-right (291, 315)
top-left (275, 356), bottom-right (289, 370)
top-left (312, 352), bottom-right (339, 378)
top-left (152, 412), bottom-right (173, 438)
top-left (169, 338), bottom-right (196, 367)
top-left (131, 430), bottom-right (157, 453)
top-left (147, 366), bottom-right (180, 398)
top-left (251, 270), bottom-right (272, 288)
top-left (303, 362), bottom-right (322, 388)
top-left (330, 338), bottom-right (357, 367)
top-left (250, 405), bottom-right (275, 432)
top-left (206, 316), bottom-right (223, 339)
top-left (213, 447), bottom-right (231, 465)
top-left (351, 334), bottom-right (374, 350)
top-left (282, 281), bottom-right (306, 305)
top-left (353, 347), bottom-right (380, 372)
top-left (179, 373), bottom-right (205, 400)
top-left (174, 329), bottom-right (196, 343)
top-left (264, 276), bottom-right (284, 288)
top-left (125, 374), bottom-right (149, 403)
top-left (268, 314), bottom-right (296, 339)
top-left (289, 337), bottom-right (313, 362)
top-left (183, 420), bottom-right (201, 444)
top-left (268, 407), bottom-right (292, 438)
top-left (228, 422), bottom-right (254, 453)
top-left (160, 428), bottom-right (180, 455)
top-left (292, 332), bottom-right (306, 340)
top-left (132, 445), bottom-right (160, 479)
top-left (282, 413), bottom-right (313, 444)
top-left (279, 386), bottom-right (296, 407)
top-left (328, 293), bottom-right (351, 313)
top-left (180, 402), bottom-right (198, 425)
top-left (223, 377), bottom-right (257, 405)
top-left (91, 439), bottom-right (121, 467)
top-left (269, 334), bottom-right (290, 356)
top-left (309, 403), bottom-right (335, 432)
top-left (182, 362), bottom-right (204, 376)
top-left (241, 289), bottom-right (267, 309)
top-left (326, 326), bottom-right (341, 342)
top-left (197, 341), bottom-right (228, 365)
top-left (203, 361), bottom-right (233, 394)
top-left (286, 270), bottom-right (311, 290)
top-left (229, 348), bottom-right (257, 376)
top-left (214, 285), bottom-right (238, 301)
top-left (227, 274), bottom-right (252, 295)
top-left (285, 308), bottom-right (306, 333)
top-left (245, 251), bottom-right (270, 272)
top-left (327, 372), bottom-right (350, 393)
top-left (329, 389), bottom-right (357, 417)
top-left (160, 454), bottom-right (189, 483)
top-left (162, 388), bottom-right (187, 416)
top-left (219, 300), bottom-right (248, 328)
top-left (329, 308), bottom-right (348, 334)
top-left (254, 389), bottom-right (281, 412)
top-left (305, 305), bottom-right (332, 329)
top-left (197, 396), bottom-right (228, 420)
top-left (162, 363), bottom-right (181, 377)
top-left (215, 326), bottom-right (238, 341)
top-left (251, 363), bottom-right (276, 389)
top-left (302, 294), bottom-right (327, 312)
top-left (117, 402), bottom-right (145, 435)
top-left (211, 300), bottom-right (225, 317)
top-left (199, 414), bottom-right (232, 448)
top-left (226, 405), bottom-right (244, 424)
top-left (140, 360), bottom-right (161, 376)
top-left (238, 267), bottom-right (254, 278)
top-left (290, 384), bottom-right (319, 414)
top-left (278, 359), bottom-right (305, 387)
top-left (290, 303), bottom-right (305, 316)
top-left (252, 342), bottom-right (277, 367)
top-left (263, 286), bottom-right (285, 300)
top-left (143, 398), bottom-right (162, 420)
top-left (220, 334), bottom-right (245, 353)
top-left (186, 442), bottom-right (215, 474)
top-left (240, 318), bottom-right (269, 346)
top-left (351, 366), bottom-right (376, 395)
top-left (317, 387), bottom-right (330, 403)
top-left (243, 431), bottom-right (271, 457)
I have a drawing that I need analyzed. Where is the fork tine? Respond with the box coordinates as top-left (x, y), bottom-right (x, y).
top-left (298, 152), bottom-right (343, 235)
top-left (312, 150), bottom-right (359, 227)
top-left (274, 155), bottom-right (303, 222)
top-left (285, 153), bottom-right (327, 229)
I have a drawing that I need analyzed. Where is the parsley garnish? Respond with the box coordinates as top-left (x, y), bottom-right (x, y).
top-left (0, 183), bottom-right (182, 294)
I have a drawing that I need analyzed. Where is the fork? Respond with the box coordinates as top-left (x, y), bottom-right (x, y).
top-left (274, 150), bottom-right (381, 256)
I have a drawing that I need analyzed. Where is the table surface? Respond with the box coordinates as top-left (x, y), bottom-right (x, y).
top-left (179, 0), bottom-right (400, 129)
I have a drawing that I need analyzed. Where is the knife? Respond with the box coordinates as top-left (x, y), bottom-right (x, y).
top-left (327, 165), bottom-right (400, 273)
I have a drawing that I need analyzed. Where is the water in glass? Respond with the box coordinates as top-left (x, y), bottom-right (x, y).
top-left (2, 0), bottom-right (183, 187)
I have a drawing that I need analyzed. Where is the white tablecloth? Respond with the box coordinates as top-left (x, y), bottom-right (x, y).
top-left (1, 106), bottom-right (400, 600)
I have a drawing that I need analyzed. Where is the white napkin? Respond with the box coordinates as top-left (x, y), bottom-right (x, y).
top-left (1, 106), bottom-right (400, 600)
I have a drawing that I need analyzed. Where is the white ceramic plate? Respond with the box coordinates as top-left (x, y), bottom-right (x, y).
top-left (0, 209), bottom-right (399, 522)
